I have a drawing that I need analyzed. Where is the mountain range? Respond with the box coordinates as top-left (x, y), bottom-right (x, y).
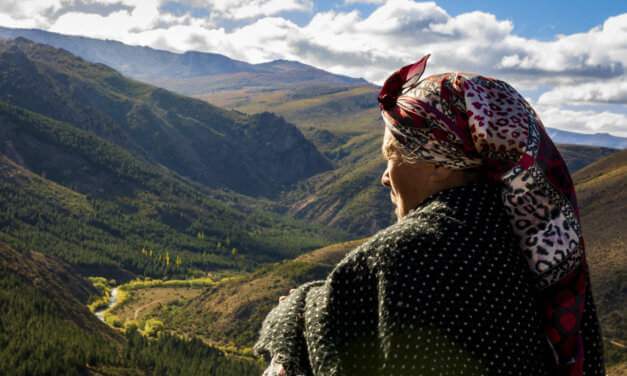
top-left (0, 26), bottom-right (367, 95)
top-left (1, 26), bottom-right (625, 150)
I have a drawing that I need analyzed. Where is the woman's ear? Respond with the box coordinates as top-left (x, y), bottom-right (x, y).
top-left (429, 163), bottom-right (451, 183)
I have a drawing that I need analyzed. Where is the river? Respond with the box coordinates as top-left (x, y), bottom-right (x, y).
top-left (95, 287), bottom-right (119, 322)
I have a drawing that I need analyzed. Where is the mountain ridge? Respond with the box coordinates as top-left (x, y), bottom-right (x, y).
top-left (0, 26), bottom-right (368, 91)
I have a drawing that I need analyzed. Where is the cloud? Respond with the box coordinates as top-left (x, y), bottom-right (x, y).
top-left (535, 104), bottom-right (627, 137)
top-left (4, 0), bottom-right (626, 86)
top-left (209, 0), bottom-right (313, 20)
top-left (538, 79), bottom-right (627, 105)
top-left (344, 0), bottom-right (384, 4)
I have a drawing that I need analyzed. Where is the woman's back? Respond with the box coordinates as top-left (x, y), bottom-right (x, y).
top-left (256, 182), bottom-right (554, 375)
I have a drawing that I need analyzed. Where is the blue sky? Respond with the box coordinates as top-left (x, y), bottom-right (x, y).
top-left (315, 0), bottom-right (627, 40)
top-left (0, 1), bottom-right (625, 136)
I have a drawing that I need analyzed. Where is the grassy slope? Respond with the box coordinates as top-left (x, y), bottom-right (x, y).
top-left (159, 239), bottom-right (366, 348)
top-left (573, 150), bottom-right (627, 366)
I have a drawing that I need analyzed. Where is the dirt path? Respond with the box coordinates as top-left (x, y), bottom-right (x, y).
top-left (134, 300), bottom-right (162, 320)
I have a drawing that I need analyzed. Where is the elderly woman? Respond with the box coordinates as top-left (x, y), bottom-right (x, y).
top-left (253, 55), bottom-right (605, 375)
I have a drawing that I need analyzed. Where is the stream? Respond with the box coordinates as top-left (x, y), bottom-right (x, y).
top-left (95, 287), bottom-right (119, 322)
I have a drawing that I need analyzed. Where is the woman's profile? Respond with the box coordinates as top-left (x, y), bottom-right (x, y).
top-left (253, 55), bottom-right (605, 376)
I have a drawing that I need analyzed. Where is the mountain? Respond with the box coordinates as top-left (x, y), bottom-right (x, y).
top-left (1, 27), bottom-right (623, 150)
top-left (0, 37), bottom-right (333, 198)
top-left (0, 100), bottom-right (347, 277)
top-left (0, 26), bottom-right (368, 96)
top-left (0, 38), bottom-right (351, 277)
top-left (548, 128), bottom-right (627, 150)
top-left (572, 150), bottom-right (627, 366)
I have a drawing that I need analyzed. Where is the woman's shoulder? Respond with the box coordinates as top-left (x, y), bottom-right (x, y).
top-left (332, 183), bottom-right (510, 273)
top-left (335, 198), bottom-right (456, 270)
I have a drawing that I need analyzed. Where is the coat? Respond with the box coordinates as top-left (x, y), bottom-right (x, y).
top-left (253, 182), bottom-right (604, 375)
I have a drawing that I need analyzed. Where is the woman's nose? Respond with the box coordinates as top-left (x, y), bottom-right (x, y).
top-left (381, 169), bottom-right (391, 188)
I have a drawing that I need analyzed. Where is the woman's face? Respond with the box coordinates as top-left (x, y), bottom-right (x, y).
top-left (380, 127), bottom-right (438, 221)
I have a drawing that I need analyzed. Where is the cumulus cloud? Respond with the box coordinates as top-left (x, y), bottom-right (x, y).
top-left (4, 0), bottom-right (626, 86)
top-left (206, 0), bottom-right (312, 20)
top-left (535, 104), bottom-right (627, 137)
top-left (344, 0), bottom-right (384, 4)
top-left (538, 79), bottom-right (627, 105)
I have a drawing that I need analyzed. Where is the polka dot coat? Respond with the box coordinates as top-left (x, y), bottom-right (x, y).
top-left (253, 183), bottom-right (604, 375)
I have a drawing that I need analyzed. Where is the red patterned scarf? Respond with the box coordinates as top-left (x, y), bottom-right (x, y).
top-left (378, 55), bottom-right (602, 375)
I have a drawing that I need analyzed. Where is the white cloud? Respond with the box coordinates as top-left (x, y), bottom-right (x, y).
top-left (344, 0), bottom-right (384, 4)
top-left (207, 0), bottom-right (313, 20)
top-left (535, 104), bottom-right (627, 137)
top-left (538, 79), bottom-right (627, 105)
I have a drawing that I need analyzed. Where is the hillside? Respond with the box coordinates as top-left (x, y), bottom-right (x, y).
top-left (549, 128), bottom-right (627, 150)
top-left (0, 241), bottom-right (262, 375)
top-left (0, 101), bottom-right (346, 277)
top-left (280, 137), bottom-right (617, 237)
top-left (573, 150), bottom-right (627, 366)
top-left (158, 239), bottom-right (367, 347)
top-left (0, 241), bottom-right (123, 374)
top-left (0, 37), bottom-right (331, 198)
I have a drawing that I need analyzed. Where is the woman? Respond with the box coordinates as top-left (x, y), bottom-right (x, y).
top-left (253, 55), bottom-right (605, 375)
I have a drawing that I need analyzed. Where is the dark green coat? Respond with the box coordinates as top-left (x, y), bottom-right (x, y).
top-left (254, 183), bottom-right (555, 375)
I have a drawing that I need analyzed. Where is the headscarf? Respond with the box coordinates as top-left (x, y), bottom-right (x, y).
top-left (379, 54), bottom-right (582, 288)
top-left (378, 55), bottom-right (602, 374)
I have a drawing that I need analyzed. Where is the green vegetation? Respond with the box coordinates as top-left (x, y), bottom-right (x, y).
top-left (0, 272), bottom-right (121, 376)
top-left (87, 276), bottom-right (113, 312)
top-left (156, 239), bottom-right (366, 348)
top-left (0, 100), bottom-right (346, 277)
top-left (0, 38), bottom-right (332, 198)
top-left (122, 329), bottom-right (262, 376)
top-left (121, 276), bottom-right (224, 290)
top-left (0, 242), bottom-right (262, 375)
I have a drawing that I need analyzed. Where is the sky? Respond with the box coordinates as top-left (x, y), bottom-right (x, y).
top-left (0, 0), bottom-right (626, 136)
